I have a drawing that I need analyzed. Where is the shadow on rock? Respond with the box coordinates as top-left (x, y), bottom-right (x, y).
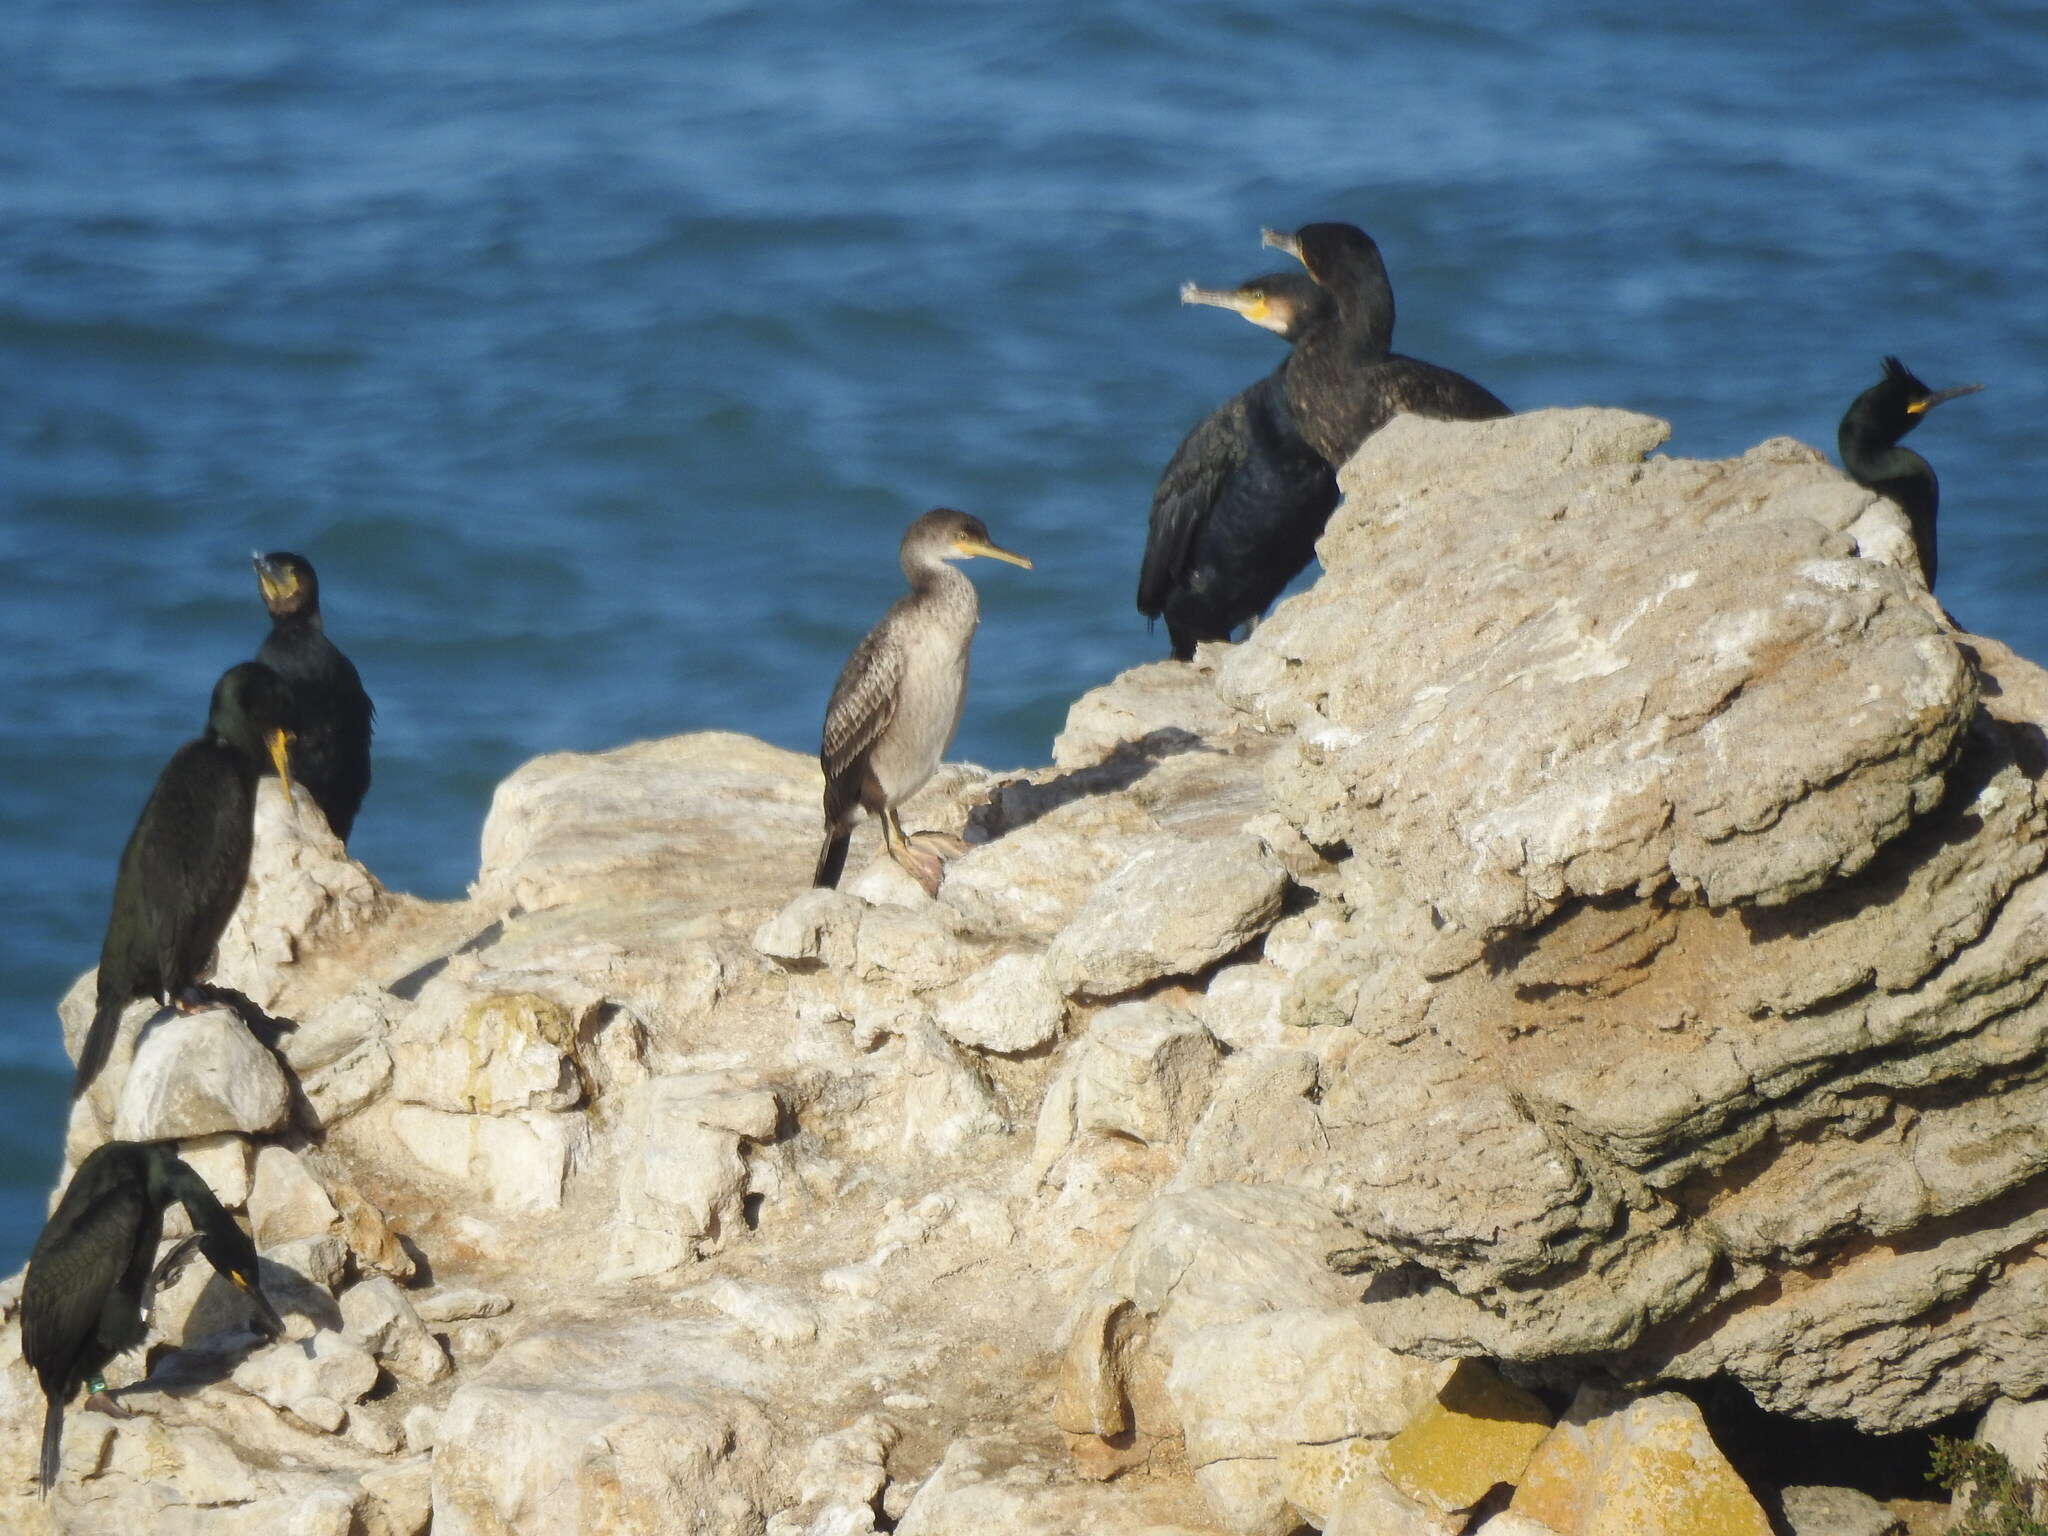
top-left (969, 728), bottom-right (1212, 840)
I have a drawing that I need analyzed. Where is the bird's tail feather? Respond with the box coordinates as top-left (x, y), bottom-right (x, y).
top-left (814, 825), bottom-right (851, 889)
top-left (39, 1394), bottom-right (62, 1497)
top-left (71, 997), bottom-right (123, 1100)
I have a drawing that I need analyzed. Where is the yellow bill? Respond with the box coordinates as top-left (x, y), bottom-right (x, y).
top-left (954, 538), bottom-right (1032, 569)
top-left (266, 728), bottom-right (296, 812)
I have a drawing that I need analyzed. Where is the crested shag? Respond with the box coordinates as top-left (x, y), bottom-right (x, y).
top-left (23, 1140), bottom-right (283, 1495)
top-left (74, 662), bottom-right (297, 1098)
top-left (1837, 356), bottom-right (1982, 591)
top-left (1137, 272), bottom-right (1339, 659)
top-left (815, 509), bottom-right (1031, 896)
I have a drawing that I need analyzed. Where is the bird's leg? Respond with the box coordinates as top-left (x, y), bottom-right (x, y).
top-left (171, 985), bottom-right (219, 1015)
top-left (882, 809), bottom-right (945, 898)
top-left (82, 1378), bottom-right (134, 1420)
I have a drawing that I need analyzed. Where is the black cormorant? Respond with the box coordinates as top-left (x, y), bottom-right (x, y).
top-left (23, 1140), bottom-right (283, 1495)
top-left (1261, 222), bottom-right (1510, 464)
top-left (73, 662), bottom-right (298, 1098)
top-left (254, 552), bottom-right (373, 843)
top-left (815, 509), bottom-right (1031, 896)
top-left (1837, 356), bottom-right (1982, 591)
top-left (1136, 272), bottom-right (1339, 659)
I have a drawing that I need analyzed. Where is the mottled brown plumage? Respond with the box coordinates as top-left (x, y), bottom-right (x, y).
top-left (815, 509), bottom-right (1030, 895)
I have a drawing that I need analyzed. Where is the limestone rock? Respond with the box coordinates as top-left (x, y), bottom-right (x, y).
top-left (1054, 1001), bottom-right (1220, 1160)
top-left (431, 1319), bottom-right (785, 1536)
top-left (339, 1275), bottom-right (449, 1384)
top-left (1044, 833), bottom-right (1287, 997)
top-left (178, 1133), bottom-right (255, 1210)
top-left (389, 979), bottom-right (582, 1115)
top-left (1055, 1184), bottom-right (1361, 1478)
top-left (112, 1008), bottom-right (291, 1140)
top-left (359, 1456), bottom-right (434, 1536)
top-left (1219, 411), bottom-right (1970, 952)
top-left (895, 1434), bottom-right (1216, 1536)
top-left (1976, 1393), bottom-right (2048, 1482)
top-left (765, 1415), bottom-right (896, 1536)
top-left (1508, 1387), bottom-right (1770, 1536)
top-left (415, 1288), bottom-right (514, 1324)
top-left (476, 731), bottom-right (821, 914)
top-left (388, 1103), bottom-right (587, 1212)
top-left (231, 1331), bottom-right (381, 1433)
top-left (27, 411), bottom-right (2048, 1529)
top-left (1777, 1485), bottom-right (1903, 1536)
top-left (941, 791), bottom-right (1161, 942)
top-left (935, 952), bottom-right (1065, 1054)
top-left (1381, 1360), bottom-right (1554, 1517)
top-left (604, 1073), bottom-right (781, 1280)
top-left (248, 1146), bottom-right (340, 1247)
top-left (1165, 1309), bottom-right (1440, 1534)
top-left (754, 887), bottom-right (864, 971)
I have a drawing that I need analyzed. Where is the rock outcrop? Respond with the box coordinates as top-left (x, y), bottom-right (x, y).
top-left (6, 407), bottom-right (2047, 1534)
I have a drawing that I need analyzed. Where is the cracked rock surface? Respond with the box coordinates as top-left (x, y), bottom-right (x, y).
top-left (8, 409), bottom-right (2048, 1533)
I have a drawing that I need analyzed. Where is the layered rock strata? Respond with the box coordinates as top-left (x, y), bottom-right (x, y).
top-left (3, 408), bottom-right (2043, 1534)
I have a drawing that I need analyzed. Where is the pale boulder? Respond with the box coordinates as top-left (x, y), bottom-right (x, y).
top-left (113, 1008), bottom-right (291, 1140)
top-left (247, 1146), bottom-right (340, 1247)
top-left (1044, 833), bottom-right (1287, 998)
top-left (431, 1319), bottom-right (785, 1536)
top-left (935, 951), bottom-right (1065, 1054)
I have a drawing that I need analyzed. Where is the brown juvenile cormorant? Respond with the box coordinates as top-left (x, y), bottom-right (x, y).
top-left (254, 551), bottom-right (373, 843)
top-left (1136, 272), bottom-right (1339, 660)
top-left (815, 509), bottom-right (1031, 896)
top-left (73, 662), bottom-right (298, 1098)
top-left (1261, 222), bottom-right (1510, 464)
top-left (1836, 356), bottom-right (1982, 591)
top-left (24, 1140), bottom-right (283, 1495)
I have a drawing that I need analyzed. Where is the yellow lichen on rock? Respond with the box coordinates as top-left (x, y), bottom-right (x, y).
top-left (1380, 1359), bottom-right (1554, 1514)
top-left (1509, 1387), bottom-right (1771, 1536)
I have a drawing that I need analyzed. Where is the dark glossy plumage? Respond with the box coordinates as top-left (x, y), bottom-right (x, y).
top-left (23, 1141), bottom-right (281, 1495)
top-left (1837, 356), bottom-right (1983, 592)
top-left (1137, 273), bottom-right (1339, 659)
top-left (74, 663), bottom-right (298, 1098)
top-left (1265, 222), bottom-right (1509, 465)
top-left (254, 552), bottom-right (373, 843)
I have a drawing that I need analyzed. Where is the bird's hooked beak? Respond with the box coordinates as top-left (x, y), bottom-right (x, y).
top-left (1260, 227), bottom-right (1303, 262)
top-left (1181, 282), bottom-right (1276, 329)
top-left (252, 553), bottom-right (298, 610)
top-left (953, 537), bottom-right (1033, 570)
top-left (266, 728), bottom-right (296, 811)
top-left (229, 1268), bottom-right (287, 1337)
top-left (1907, 381), bottom-right (1984, 414)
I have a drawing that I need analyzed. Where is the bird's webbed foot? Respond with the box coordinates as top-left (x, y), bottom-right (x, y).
top-left (906, 830), bottom-right (971, 860)
top-left (83, 1386), bottom-right (134, 1421)
top-left (888, 840), bottom-right (947, 898)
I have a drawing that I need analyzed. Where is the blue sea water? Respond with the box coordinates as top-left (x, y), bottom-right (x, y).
top-left (3, 0), bottom-right (2046, 1269)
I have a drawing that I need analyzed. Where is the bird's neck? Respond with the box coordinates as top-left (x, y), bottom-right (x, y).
top-left (270, 608), bottom-right (325, 639)
top-left (1331, 267), bottom-right (1394, 354)
top-left (904, 555), bottom-right (973, 602)
top-left (1839, 423), bottom-right (1929, 487)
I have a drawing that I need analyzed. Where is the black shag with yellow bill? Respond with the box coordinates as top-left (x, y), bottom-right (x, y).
top-left (1261, 222), bottom-right (1509, 465)
top-left (1837, 356), bottom-right (1982, 592)
top-left (1137, 272), bottom-right (1338, 660)
top-left (23, 1140), bottom-right (283, 1495)
top-left (815, 509), bottom-right (1031, 896)
top-left (73, 662), bottom-right (298, 1099)
top-left (254, 551), bottom-right (374, 843)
